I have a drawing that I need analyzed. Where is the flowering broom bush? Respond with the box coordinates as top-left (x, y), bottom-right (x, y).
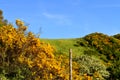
top-left (0, 19), bottom-right (68, 80)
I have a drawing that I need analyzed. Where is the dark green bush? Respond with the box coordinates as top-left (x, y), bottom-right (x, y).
top-left (83, 49), bottom-right (99, 56)
top-left (107, 60), bottom-right (120, 80)
top-left (75, 38), bottom-right (88, 47)
top-left (113, 33), bottom-right (120, 40)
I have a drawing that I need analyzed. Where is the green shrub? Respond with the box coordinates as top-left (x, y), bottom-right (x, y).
top-left (75, 38), bottom-right (88, 47)
top-left (107, 60), bottom-right (120, 80)
top-left (113, 33), bottom-right (120, 40)
top-left (0, 74), bottom-right (8, 80)
top-left (73, 55), bottom-right (109, 80)
top-left (83, 48), bottom-right (99, 56)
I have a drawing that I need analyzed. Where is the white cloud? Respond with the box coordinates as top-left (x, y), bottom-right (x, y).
top-left (42, 12), bottom-right (72, 25)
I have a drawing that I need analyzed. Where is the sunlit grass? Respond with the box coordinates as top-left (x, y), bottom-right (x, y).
top-left (41, 38), bottom-right (86, 57)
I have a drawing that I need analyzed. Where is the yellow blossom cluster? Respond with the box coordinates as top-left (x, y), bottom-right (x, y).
top-left (0, 20), bottom-right (65, 79)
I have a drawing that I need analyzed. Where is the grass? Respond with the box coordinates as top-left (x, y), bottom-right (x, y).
top-left (41, 38), bottom-right (86, 57)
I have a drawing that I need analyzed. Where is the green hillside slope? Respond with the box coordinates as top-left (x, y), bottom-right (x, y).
top-left (41, 38), bottom-right (86, 57)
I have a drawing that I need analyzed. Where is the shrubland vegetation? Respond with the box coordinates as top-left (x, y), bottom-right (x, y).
top-left (0, 10), bottom-right (120, 80)
top-left (76, 32), bottom-right (120, 80)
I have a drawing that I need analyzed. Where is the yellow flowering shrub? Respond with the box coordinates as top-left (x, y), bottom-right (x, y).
top-left (0, 19), bottom-right (66, 79)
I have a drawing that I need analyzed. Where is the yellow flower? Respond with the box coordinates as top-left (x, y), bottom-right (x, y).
top-left (50, 73), bottom-right (53, 79)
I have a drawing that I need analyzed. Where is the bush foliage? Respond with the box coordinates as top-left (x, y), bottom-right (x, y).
top-left (77, 32), bottom-right (120, 61)
top-left (73, 55), bottom-right (109, 80)
top-left (76, 32), bottom-right (120, 80)
top-left (0, 19), bottom-right (94, 80)
top-left (0, 19), bottom-right (68, 80)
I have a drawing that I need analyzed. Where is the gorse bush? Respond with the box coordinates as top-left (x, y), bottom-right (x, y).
top-left (76, 32), bottom-right (120, 61)
top-left (0, 19), bottom-right (68, 80)
top-left (0, 19), bottom-right (94, 80)
top-left (76, 32), bottom-right (120, 80)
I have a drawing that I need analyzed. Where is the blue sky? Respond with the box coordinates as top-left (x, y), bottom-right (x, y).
top-left (0, 0), bottom-right (120, 38)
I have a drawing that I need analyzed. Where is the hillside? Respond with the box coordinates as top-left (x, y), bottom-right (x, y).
top-left (41, 38), bottom-right (86, 57)
top-left (41, 33), bottom-right (120, 80)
